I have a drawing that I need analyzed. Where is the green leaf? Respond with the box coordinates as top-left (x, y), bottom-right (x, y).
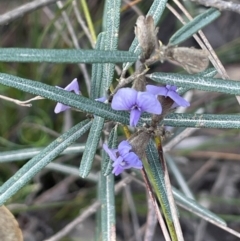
top-left (123, 0), bottom-right (168, 71)
top-left (147, 72), bottom-right (240, 95)
top-left (90, 32), bottom-right (105, 99)
top-left (79, 117), bottom-right (105, 178)
top-left (169, 8), bottom-right (221, 46)
top-left (166, 154), bottom-right (194, 200)
top-left (177, 68), bottom-right (217, 95)
top-left (0, 145), bottom-right (85, 163)
top-left (100, 172), bottom-right (115, 241)
top-left (0, 120), bottom-right (92, 205)
top-left (102, 0), bottom-right (121, 91)
top-left (164, 113), bottom-right (240, 129)
top-left (146, 140), bottom-right (172, 220)
top-left (0, 48), bottom-right (138, 63)
top-left (173, 188), bottom-right (226, 226)
top-left (0, 72), bottom-right (130, 125)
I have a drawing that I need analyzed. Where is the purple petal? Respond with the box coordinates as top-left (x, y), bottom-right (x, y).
top-left (111, 88), bottom-right (137, 111)
top-left (167, 91), bottom-right (190, 107)
top-left (166, 85), bottom-right (177, 92)
top-left (64, 78), bottom-right (80, 94)
top-left (95, 96), bottom-right (107, 102)
top-left (146, 85), bottom-right (168, 96)
top-left (54, 78), bottom-right (80, 114)
top-left (103, 144), bottom-right (118, 162)
top-left (136, 92), bottom-right (162, 114)
top-left (54, 103), bottom-right (70, 114)
top-left (124, 152), bottom-right (143, 169)
top-left (118, 141), bottom-right (132, 157)
top-left (112, 164), bottom-right (124, 176)
top-left (130, 108), bottom-right (142, 127)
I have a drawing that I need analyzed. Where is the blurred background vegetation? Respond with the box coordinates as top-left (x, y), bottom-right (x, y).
top-left (1, 1), bottom-right (240, 240)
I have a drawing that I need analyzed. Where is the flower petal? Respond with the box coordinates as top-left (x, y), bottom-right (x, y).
top-left (136, 92), bottom-right (162, 114)
top-left (167, 91), bottom-right (190, 107)
top-left (54, 103), bottom-right (70, 114)
top-left (64, 78), bottom-right (80, 94)
top-left (111, 88), bottom-right (137, 111)
top-left (95, 96), bottom-right (107, 103)
top-left (146, 85), bottom-right (168, 96)
top-left (54, 78), bottom-right (80, 114)
top-left (112, 164), bottom-right (124, 176)
top-left (103, 144), bottom-right (118, 162)
top-left (130, 108), bottom-right (142, 127)
top-left (118, 141), bottom-right (132, 157)
top-left (124, 152), bottom-right (143, 169)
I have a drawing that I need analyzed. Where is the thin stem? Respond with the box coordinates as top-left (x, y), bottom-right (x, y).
top-left (0, 0), bottom-right (62, 25)
top-left (80, 0), bottom-right (97, 43)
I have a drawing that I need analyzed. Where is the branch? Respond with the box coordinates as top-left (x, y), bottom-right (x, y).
top-left (0, 0), bottom-right (64, 25)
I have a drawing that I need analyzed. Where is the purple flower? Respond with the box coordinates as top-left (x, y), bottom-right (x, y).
top-left (103, 140), bottom-right (143, 176)
top-left (54, 78), bottom-right (80, 114)
top-left (146, 85), bottom-right (190, 107)
top-left (111, 88), bottom-right (162, 127)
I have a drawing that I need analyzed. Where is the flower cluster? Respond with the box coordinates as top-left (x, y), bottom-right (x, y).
top-left (54, 78), bottom-right (189, 175)
top-left (103, 140), bottom-right (142, 176)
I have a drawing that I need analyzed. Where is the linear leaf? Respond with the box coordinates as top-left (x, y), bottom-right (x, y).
top-left (173, 188), bottom-right (226, 226)
top-left (164, 113), bottom-right (240, 129)
top-left (146, 140), bottom-right (172, 220)
top-left (166, 154), bottom-right (194, 200)
top-left (90, 32), bottom-right (105, 99)
top-left (0, 120), bottom-right (92, 205)
top-left (0, 72), bottom-right (130, 125)
top-left (100, 172), bottom-right (115, 241)
top-left (0, 145), bottom-right (85, 163)
top-left (147, 72), bottom-right (240, 95)
top-left (0, 48), bottom-right (138, 63)
top-left (177, 68), bottom-right (218, 95)
top-left (79, 117), bottom-right (105, 178)
top-left (169, 8), bottom-right (221, 46)
top-left (102, 0), bottom-right (121, 91)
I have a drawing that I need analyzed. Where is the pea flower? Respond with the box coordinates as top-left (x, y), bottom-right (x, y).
top-left (54, 78), bottom-right (80, 114)
top-left (146, 84), bottom-right (190, 107)
top-left (103, 140), bottom-right (143, 176)
top-left (111, 88), bottom-right (162, 127)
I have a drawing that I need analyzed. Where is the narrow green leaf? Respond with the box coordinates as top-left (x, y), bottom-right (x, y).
top-left (0, 72), bottom-right (130, 125)
top-left (169, 8), bottom-right (221, 46)
top-left (166, 154), bottom-right (194, 200)
top-left (100, 172), bottom-right (116, 241)
top-left (102, 0), bottom-right (121, 91)
top-left (0, 120), bottom-right (92, 205)
top-left (123, 0), bottom-right (168, 71)
top-left (146, 140), bottom-right (172, 220)
top-left (147, 72), bottom-right (240, 95)
top-left (102, 125), bottom-right (118, 176)
top-left (173, 188), bottom-right (226, 226)
top-left (164, 113), bottom-right (240, 129)
top-left (0, 48), bottom-right (138, 63)
top-left (177, 68), bottom-right (217, 95)
top-left (79, 117), bottom-right (105, 178)
top-left (0, 145), bottom-right (85, 163)
top-left (90, 32), bottom-right (106, 99)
